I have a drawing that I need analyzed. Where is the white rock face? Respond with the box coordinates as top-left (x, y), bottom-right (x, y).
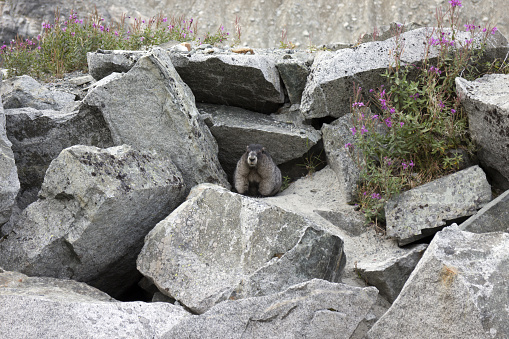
top-left (367, 225), bottom-right (509, 338)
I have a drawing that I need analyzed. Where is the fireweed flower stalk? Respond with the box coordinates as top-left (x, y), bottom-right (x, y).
top-left (346, 0), bottom-right (496, 227)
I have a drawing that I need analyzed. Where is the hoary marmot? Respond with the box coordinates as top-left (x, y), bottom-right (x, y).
top-left (234, 144), bottom-right (282, 197)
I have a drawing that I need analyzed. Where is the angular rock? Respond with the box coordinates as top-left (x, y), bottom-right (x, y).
top-left (0, 145), bottom-right (187, 296)
top-left (137, 183), bottom-right (346, 314)
top-left (315, 209), bottom-right (366, 237)
top-left (367, 225), bottom-right (509, 338)
top-left (456, 74), bottom-right (509, 190)
top-left (1, 75), bottom-right (76, 111)
top-left (83, 47), bottom-right (229, 191)
top-left (0, 268), bottom-right (190, 338)
top-left (322, 113), bottom-right (362, 204)
top-left (301, 28), bottom-right (508, 119)
top-left (164, 279), bottom-right (379, 339)
top-left (460, 189), bottom-right (509, 233)
top-left (356, 244), bottom-right (428, 303)
top-left (275, 56), bottom-right (311, 104)
top-left (170, 52), bottom-right (285, 113)
top-left (0, 82), bottom-right (19, 227)
top-left (4, 106), bottom-right (114, 211)
top-left (385, 165), bottom-right (492, 246)
top-left (87, 49), bottom-right (147, 81)
top-left (198, 103), bottom-right (321, 176)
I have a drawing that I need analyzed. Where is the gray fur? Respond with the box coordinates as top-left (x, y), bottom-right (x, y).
top-left (233, 144), bottom-right (282, 197)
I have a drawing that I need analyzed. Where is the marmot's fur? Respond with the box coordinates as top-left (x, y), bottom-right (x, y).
top-left (234, 144), bottom-right (282, 197)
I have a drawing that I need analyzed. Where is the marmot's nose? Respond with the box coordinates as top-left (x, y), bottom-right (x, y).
top-left (249, 157), bottom-right (256, 162)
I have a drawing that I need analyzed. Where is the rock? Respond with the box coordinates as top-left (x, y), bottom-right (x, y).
top-left (314, 209), bottom-right (366, 237)
top-left (87, 49), bottom-right (147, 81)
top-left (1, 75), bottom-right (76, 111)
top-left (164, 279), bottom-right (379, 339)
top-left (170, 52), bottom-right (285, 113)
top-left (358, 22), bottom-right (422, 43)
top-left (0, 145), bottom-right (187, 296)
top-left (460, 189), bottom-right (509, 233)
top-left (385, 165), bottom-right (492, 246)
top-left (4, 106), bottom-right (113, 212)
top-left (0, 269), bottom-right (190, 338)
top-left (275, 56), bottom-right (311, 104)
top-left (82, 47), bottom-right (229, 191)
top-left (322, 113), bottom-right (361, 204)
top-left (301, 28), bottom-right (508, 119)
top-left (456, 74), bottom-right (509, 190)
top-left (0, 83), bottom-right (19, 227)
top-left (137, 183), bottom-right (346, 314)
top-left (356, 243), bottom-right (428, 303)
top-left (198, 103), bottom-right (321, 177)
top-left (366, 225), bottom-right (509, 338)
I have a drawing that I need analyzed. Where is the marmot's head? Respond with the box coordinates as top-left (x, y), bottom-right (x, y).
top-left (246, 144), bottom-right (265, 168)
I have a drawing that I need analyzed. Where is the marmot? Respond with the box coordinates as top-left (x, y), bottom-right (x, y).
top-left (234, 144), bottom-right (282, 197)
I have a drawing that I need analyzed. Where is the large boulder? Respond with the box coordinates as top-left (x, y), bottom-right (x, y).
top-left (0, 145), bottom-right (187, 296)
top-left (385, 165), bottom-right (492, 246)
top-left (275, 54), bottom-right (313, 105)
top-left (460, 188), bottom-right (509, 233)
top-left (0, 268), bottom-right (190, 338)
top-left (198, 103), bottom-right (321, 176)
top-left (82, 47), bottom-right (229, 191)
top-left (301, 28), bottom-right (508, 119)
top-left (4, 106), bottom-right (114, 211)
top-left (356, 244), bottom-right (428, 303)
top-left (367, 225), bottom-right (509, 338)
top-left (0, 85), bottom-right (19, 227)
top-left (170, 51), bottom-right (285, 113)
top-left (164, 279), bottom-right (379, 339)
top-left (1, 75), bottom-right (76, 111)
top-left (87, 49), bottom-right (147, 81)
top-left (456, 74), bottom-right (509, 190)
top-left (137, 183), bottom-right (346, 314)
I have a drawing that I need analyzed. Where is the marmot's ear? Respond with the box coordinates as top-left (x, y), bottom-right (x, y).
top-left (262, 147), bottom-right (266, 152)
top-left (246, 145), bottom-right (250, 151)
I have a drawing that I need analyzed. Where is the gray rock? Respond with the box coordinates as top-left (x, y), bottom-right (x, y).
top-left (164, 279), bottom-right (379, 339)
top-left (456, 74), bottom-right (509, 190)
top-left (356, 244), bottom-right (428, 303)
top-left (301, 28), bottom-right (508, 119)
top-left (0, 145), bottom-right (187, 296)
top-left (321, 113), bottom-right (361, 204)
top-left (83, 47), bottom-right (229, 191)
top-left (0, 80), bottom-right (19, 227)
top-left (315, 209), bottom-right (366, 237)
top-left (87, 49), bottom-right (147, 81)
top-left (170, 52), bottom-right (285, 113)
top-left (358, 22), bottom-right (422, 43)
top-left (1, 75), bottom-right (76, 111)
top-left (385, 165), bottom-right (492, 246)
top-left (0, 269), bottom-right (190, 338)
top-left (4, 106), bottom-right (113, 211)
top-left (137, 183), bottom-right (346, 314)
top-left (460, 189), bottom-right (509, 233)
top-left (198, 103), bottom-right (321, 176)
top-left (367, 225), bottom-right (509, 338)
top-left (275, 57), bottom-right (311, 104)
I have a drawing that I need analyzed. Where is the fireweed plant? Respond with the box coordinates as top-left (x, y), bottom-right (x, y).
top-left (348, 0), bottom-right (499, 227)
top-left (1, 9), bottom-right (231, 78)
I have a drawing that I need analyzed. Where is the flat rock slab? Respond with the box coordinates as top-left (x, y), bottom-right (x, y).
top-left (356, 244), bottom-right (428, 303)
top-left (0, 268), bottom-right (190, 338)
top-left (198, 103), bottom-right (321, 175)
top-left (1, 75), bottom-right (76, 111)
top-left (385, 165), bottom-right (492, 246)
top-left (87, 49), bottom-right (147, 80)
top-left (170, 52), bottom-right (285, 113)
top-left (83, 47), bottom-right (229, 191)
top-left (460, 188), bottom-right (509, 233)
top-left (5, 106), bottom-right (113, 210)
top-left (0, 145), bottom-right (187, 296)
top-left (301, 28), bottom-right (508, 119)
top-left (367, 225), bottom-right (509, 338)
top-left (456, 74), bottom-right (509, 190)
top-left (164, 279), bottom-right (379, 339)
top-left (137, 183), bottom-right (346, 314)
